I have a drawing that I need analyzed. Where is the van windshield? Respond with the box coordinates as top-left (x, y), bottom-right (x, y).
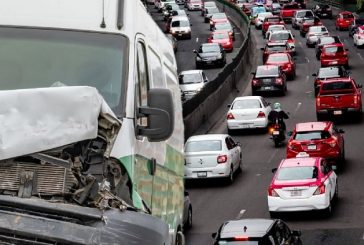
top-left (0, 27), bottom-right (127, 116)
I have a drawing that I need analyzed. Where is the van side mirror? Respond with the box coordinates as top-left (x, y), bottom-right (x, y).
top-left (137, 88), bottom-right (174, 142)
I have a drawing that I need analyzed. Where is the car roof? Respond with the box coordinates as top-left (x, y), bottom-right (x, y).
top-left (219, 219), bottom-right (275, 239)
top-left (233, 96), bottom-right (262, 102)
top-left (187, 134), bottom-right (228, 141)
top-left (271, 30), bottom-right (291, 34)
top-left (295, 121), bottom-right (331, 132)
top-left (280, 157), bottom-right (320, 168)
top-left (320, 77), bottom-right (353, 83)
top-left (179, 70), bottom-right (202, 75)
top-left (171, 16), bottom-right (190, 21)
top-left (267, 42), bottom-right (287, 46)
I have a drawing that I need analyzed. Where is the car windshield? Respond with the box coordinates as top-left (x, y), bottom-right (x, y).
top-left (270, 32), bottom-right (291, 41)
top-left (276, 166), bottom-right (319, 180)
top-left (267, 45), bottom-right (287, 52)
top-left (213, 13), bottom-right (227, 19)
top-left (179, 73), bottom-right (202, 84)
top-left (324, 46), bottom-right (344, 53)
top-left (212, 32), bottom-right (229, 39)
top-left (0, 27), bottom-right (127, 116)
top-left (321, 81), bottom-right (354, 93)
top-left (232, 99), bottom-right (262, 109)
top-left (320, 37), bottom-right (337, 45)
top-left (318, 68), bottom-right (342, 78)
top-left (200, 45), bottom-right (220, 52)
top-left (172, 20), bottom-right (190, 27)
top-left (185, 140), bottom-right (222, 152)
top-left (294, 131), bottom-right (331, 140)
top-left (342, 13), bottom-right (354, 19)
top-left (267, 54), bottom-right (289, 63)
top-left (256, 66), bottom-right (279, 77)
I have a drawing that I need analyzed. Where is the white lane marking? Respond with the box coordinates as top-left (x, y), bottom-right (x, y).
top-left (298, 41), bottom-right (303, 47)
top-left (267, 149), bottom-right (278, 164)
top-left (236, 209), bottom-right (246, 219)
top-left (358, 53), bottom-right (364, 60)
top-left (196, 37), bottom-right (199, 43)
top-left (305, 57), bottom-right (310, 63)
top-left (256, 173), bottom-right (262, 176)
top-left (305, 75), bottom-right (309, 83)
top-left (294, 102), bottom-right (302, 115)
top-left (362, 233), bottom-right (364, 240)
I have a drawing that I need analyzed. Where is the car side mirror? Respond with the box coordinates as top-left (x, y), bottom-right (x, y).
top-left (290, 46), bottom-right (295, 49)
top-left (312, 73), bottom-right (317, 77)
top-left (227, 104), bottom-right (231, 108)
top-left (211, 232), bottom-right (217, 239)
top-left (193, 49), bottom-right (197, 53)
top-left (251, 72), bottom-right (256, 75)
top-left (271, 168), bottom-right (277, 173)
top-left (291, 230), bottom-right (301, 237)
top-left (137, 88), bottom-right (174, 142)
top-left (338, 129), bottom-right (345, 133)
top-left (357, 84), bottom-right (363, 88)
top-left (260, 47), bottom-right (264, 50)
top-left (287, 131), bottom-right (293, 136)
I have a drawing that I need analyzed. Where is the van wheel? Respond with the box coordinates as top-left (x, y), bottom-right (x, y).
top-left (175, 230), bottom-right (185, 245)
top-left (185, 206), bottom-right (192, 230)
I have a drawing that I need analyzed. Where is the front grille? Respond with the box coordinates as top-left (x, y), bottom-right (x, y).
top-left (0, 163), bottom-right (78, 196)
top-left (0, 231), bottom-right (68, 245)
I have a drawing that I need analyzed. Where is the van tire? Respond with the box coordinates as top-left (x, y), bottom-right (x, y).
top-left (175, 231), bottom-right (185, 245)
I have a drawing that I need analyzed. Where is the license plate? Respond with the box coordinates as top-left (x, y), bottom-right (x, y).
top-left (239, 124), bottom-right (250, 129)
top-left (178, 34), bottom-right (182, 37)
top-left (334, 110), bottom-right (342, 115)
top-left (290, 190), bottom-right (302, 197)
top-left (197, 172), bottom-right (207, 177)
top-left (322, 13), bottom-right (327, 16)
top-left (273, 131), bottom-right (280, 135)
top-left (308, 144), bottom-right (316, 150)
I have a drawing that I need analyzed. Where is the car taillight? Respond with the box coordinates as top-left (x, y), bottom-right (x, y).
top-left (217, 154), bottom-right (228, 163)
top-left (316, 97), bottom-right (321, 106)
top-left (275, 78), bottom-right (283, 85)
top-left (288, 39), bottom-right (294, 43)
top-left (313, 184), bottom-right (325, 195)
top-left (354, 94), bottom-right (358, 105)
top-left (226, 41), bottom-right (231, 45)
top-left (227, 113), bottom-right (235, 120)
top-left (327, 136), bottom-right (337, 147)
top-left (257, 111), bottom-right (265, 118)
top-left (268, 187), bottom-right (279, 197)
top-left (234, 236), bottom-right (249, 241)
top-left (252, 79), bottom-right (260, 86)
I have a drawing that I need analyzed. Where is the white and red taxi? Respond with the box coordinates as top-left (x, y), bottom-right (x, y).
top-left (268, 30), bottom-right (296, 54)
top-left (267, 155), bottom-right (338, 217)
top-left (353, 25), bottom-right (364, 48)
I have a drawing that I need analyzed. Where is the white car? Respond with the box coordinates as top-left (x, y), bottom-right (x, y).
top-left (265, 24), bottom-right (286, 39)
top-left (268, 157), bottom-right (338, 217)
top-left (255, 12), bottom-right (273, 29)
top-left (268, 30), bottom-right (296, 53)
top-left (291, 10), bottom-right (314, 29)
top-left (156, 0), bottom-right (175, 11)
top-left (179, 70), bottom-right (209, 100)
top-left (187, 0), bottom-right (202, 11)
top-left (353, 26), bottom-right (364, 47)
top-left (306, 25), bottom-right (329, 47)
top-left (184, 134), bottom-right (242, 183)
top-left (170, 16), bottom-right (192, 39)
top-left (227, 96), bottom-right (272, 133)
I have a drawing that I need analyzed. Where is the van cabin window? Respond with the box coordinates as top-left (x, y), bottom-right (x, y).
top-left (147, 48), bottom-right (165, 88)
top-left (136, 41), bottom-right (150, 127)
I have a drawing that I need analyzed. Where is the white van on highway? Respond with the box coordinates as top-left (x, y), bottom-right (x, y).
top-left (170, 16), bottom-right (192, 39)
top-left (0, 0), bottom-right (185, 244)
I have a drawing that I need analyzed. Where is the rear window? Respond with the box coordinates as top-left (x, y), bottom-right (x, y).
top-left (267, 54), bottom-right (289, 63)
top-left (266, 17), bottom-right (280, 22)
top-left (185, 140), bottom-right (222, 152)
top-left (342, 13), bottom-right (354, 19)
top-left (320, 37), bottom-right (336, 45)
top-left (213, 13), bottom-right (227, 19)
top-left (213, 32), bottom-right (229, 39)
top-left (294, 131), bottom-right (331, 140)
top-left (297, 11), bottom-right (313, 18)
top-left (200, 44), bottom-right (220, 53)
top-left (310, 26), bottom-right (326, 32)
top-left (270, 32), bottom-right (291, 41)
top-left (276, 166), bottom-right (318, 180)
top-left (215, 23), bottom-right (232, 30)
top-left (317, 67), bottom-right (342, 78)
top-left (321, 81), bottom-right (354, 93)
top-left (256, 66), bottom-right (279, 77)
top-left (232, 99), bottom-right (262, 109)
top-left (282, 4), bottom-right (298, 9)
top-left (324, 46), bottom-right (344, 53)
top-left (266, 45), bottom-right (287, 52)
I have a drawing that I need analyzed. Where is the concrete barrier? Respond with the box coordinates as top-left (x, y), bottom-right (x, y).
top-left (183, 0), bottom-right (257, 139)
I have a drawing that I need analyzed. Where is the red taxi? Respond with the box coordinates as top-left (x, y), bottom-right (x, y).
top-left (335, 11), bottom-right (354, 31)
top-left (262, 16), bottom-right (285, 36)
top-left (207, 31), bottom-right (233, 52)
top-left (268, 156), bottom-right (338, 217)
top-left (265, 53), bottom-right (296, 79)
top-left (286, 121), bottom-right (345, 166)
top-left (320, 43), bottom-right (349, 68)
top-left (210, 13), bottom-right (228, 31)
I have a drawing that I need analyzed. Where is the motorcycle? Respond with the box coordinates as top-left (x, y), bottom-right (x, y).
top-left (268, 119), bottom-right (286, 147)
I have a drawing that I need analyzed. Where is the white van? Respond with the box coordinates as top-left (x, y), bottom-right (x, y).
top-left (0, 0), bottom-right (185, 244)
top-left (170, 16), bottom-right (192, 39)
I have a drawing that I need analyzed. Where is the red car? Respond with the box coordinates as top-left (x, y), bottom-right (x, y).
top-left (316, 77), bottom-right (362, 119)
top-left (300, 17), bottom-right (322, 37)
top-left (265, 53), bottom-right (296, 79)
top-left (320, 43), bottom-right (349, 68)
top-left (335, 11), bottom-right (354, 31)
top-left (242, 3), bottom-right (253, 16)
top-left (208, 31), bottom-right (233, 52)
top-left (261, 42), bottom-right (293, 63)
top-left (287, 121), bottom-right (345, 166)
top-left (210, 13), bottom-right (228, 31)
top-left (262, 16), bottom-right (285, 36)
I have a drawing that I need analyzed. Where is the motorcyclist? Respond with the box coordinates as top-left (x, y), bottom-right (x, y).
top-left (268, 102), bottom-right (289, 131)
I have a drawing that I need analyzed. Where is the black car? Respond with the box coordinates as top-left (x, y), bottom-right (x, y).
top-left (349, 18), bottom-right (364, 37)
top-left (194, 43), bottom-right (226, 69)
top-left (315, 36), bottom-right (342, 60)
top-left (312, 4), bottom-right (332, 19)
top-left (251, 65), bottom-right (287, 96)
top-left (212, 219), bottom-right (302, 245)
top-left (312, 66), bottom-right (350, 95)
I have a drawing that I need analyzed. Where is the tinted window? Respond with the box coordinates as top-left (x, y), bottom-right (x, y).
top-left (179, 73), bottom-right (202, 84)
top-left (256, 66), bottom-right (279, 77)
top-left (267, 54), bottom-right (289, 63)
top-left (232, 99), bottom-right (262, 109)
top-left (200, 44), bottom-right (220, 52)
top-left (276, 166), bottom-right (319, 180)
top-left (294, 131), bottom-right (331, 140)
top-left (185, 140), bottom-right (222, 152)
top-left (322, 82), bottom-right (353, 91)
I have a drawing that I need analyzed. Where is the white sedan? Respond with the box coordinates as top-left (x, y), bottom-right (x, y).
top-left (255, 12), bottom-right (273, 29)
top-left (226, 96), bottom-right (272, 133)
top-left (184, 134), bottom-right (242, 184)
top-left (265, 24), bottom-right (286, 39)
top-left (268, 156), bottom-right (338, 217)
top-left (353, 26), bottom-right (364, 48)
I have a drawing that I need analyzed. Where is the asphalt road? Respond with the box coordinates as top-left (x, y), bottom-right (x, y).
top-left (184, 9), bottom-right (364, 245)
top-left (147, 3), bottom-right (245, 80)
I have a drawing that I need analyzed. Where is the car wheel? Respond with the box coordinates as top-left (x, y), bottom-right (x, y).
top-left (333, 181), bottom-right (339, 202)
top-left (323, 200), bottom-right (332, 217)
top-left (185, 206), bottom-right (192, 230)
top-left (316, 113), bottom-right (324, 121)
top-left (196, 63), bottom-right (201, 69)
top-left (269, 211), bottom-right (278, 218)
top-left (226, 166), bottom-right (234, 184)
top-left (175, 230), bottom-right (185, 245)
top-left (227, 128), bottom-right (234, 135)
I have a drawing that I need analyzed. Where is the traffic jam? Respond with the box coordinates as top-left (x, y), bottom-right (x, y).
top-left (153, 0), bottom-right (363, 244)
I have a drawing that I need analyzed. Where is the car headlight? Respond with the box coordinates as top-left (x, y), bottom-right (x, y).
top-left (171, 30), bottom-right (176, 34)
top-left (196, 57), bottom-right (202, 61)
top-left (210, 20), bottom-right (213, 25)
top-left (217, 54), bottom-right (222, 59)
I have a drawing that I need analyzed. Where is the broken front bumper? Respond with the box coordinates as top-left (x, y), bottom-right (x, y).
top-left (0, 196), bottom-right (169, 245)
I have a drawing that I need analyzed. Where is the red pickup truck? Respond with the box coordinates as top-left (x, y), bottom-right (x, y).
top-left (280, 3), bottom-right (300, 23)
top-left (316, 78), bottom-right (362, 120)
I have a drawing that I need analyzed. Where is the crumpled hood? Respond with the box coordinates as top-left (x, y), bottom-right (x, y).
top-left (0, 86), bottom-right (117, 160)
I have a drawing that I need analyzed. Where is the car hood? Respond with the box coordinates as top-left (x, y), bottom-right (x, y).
top-left (171, 26), bottom-right (190, 32)
top-left (180, 83), bottom-right (204, 92)
top-left (0, 86), bottom-right (119, 160)
top-left (198, 52), bottom-right (221, 58)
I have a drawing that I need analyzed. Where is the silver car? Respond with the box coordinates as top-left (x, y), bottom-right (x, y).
top-left (184, 134), bottom-right (242, 184)
top-left (306, 25), bottom-right (329, 47)
top-left (179, 70), bottom-right (208, 100)
top-left (292, 9), bottom-right (314, 29)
